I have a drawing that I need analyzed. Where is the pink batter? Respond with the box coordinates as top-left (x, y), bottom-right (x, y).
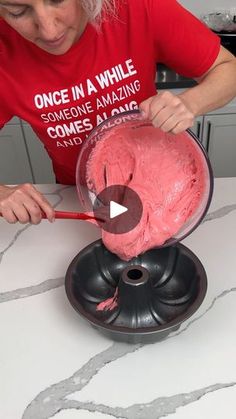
top-left (86, 121), bottom-right (207, 261)
top-left (96, 288), bottom-right (118, 311)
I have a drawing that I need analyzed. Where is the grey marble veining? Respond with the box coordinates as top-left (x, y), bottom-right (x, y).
top-left (203, 204), bottom-right (236, 223)
top-left (0, 186), bottom-right (71, 303)
top-left (0, 277), bottom-right (64, 303)
top-left (0, 186), bottom-right (69, 264)
top-left (53, 382), bottom-right (236, 418)
top-left (22, 343), bottom-right (142, 419)
top-left (0, 223), bottom-right (30, 265)
top-left (22, 336), bottom-right (236, 419)
top-left (169, 286), bottom-right (236, 340)
top-left (21, 284), bottom-right (236, 419)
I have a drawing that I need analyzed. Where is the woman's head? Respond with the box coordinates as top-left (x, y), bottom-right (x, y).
top-left (0, 0), bottom-right (114, 55)
top-left (80, 0), bottom-right (114, 22)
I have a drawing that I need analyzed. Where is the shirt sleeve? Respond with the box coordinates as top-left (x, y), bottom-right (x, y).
top-left (148, 0), bottom-right (221, 78)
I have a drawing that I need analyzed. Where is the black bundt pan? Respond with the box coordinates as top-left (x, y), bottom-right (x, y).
top-left (65, 239), bottom-right (207, 344)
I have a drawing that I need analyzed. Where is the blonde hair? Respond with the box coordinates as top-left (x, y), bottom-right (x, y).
top-left (80, 0), bottom-right (116, 23)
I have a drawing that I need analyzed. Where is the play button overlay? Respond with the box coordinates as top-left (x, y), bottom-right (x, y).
top-left (110, 201), bottom-right (128, 219)
top-left (93, 185), bottom-right (143, 234)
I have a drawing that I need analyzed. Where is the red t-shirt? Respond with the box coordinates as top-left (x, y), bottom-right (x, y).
top-left (0, 0), bottom-right (220, 184)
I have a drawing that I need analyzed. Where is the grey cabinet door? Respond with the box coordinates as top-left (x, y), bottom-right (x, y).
top-left (0, 124), bottom-right (33, 184)
top-left (22, 123), bottom-right (55, 184)
top-left (202, 114), bottom-right (236, 177)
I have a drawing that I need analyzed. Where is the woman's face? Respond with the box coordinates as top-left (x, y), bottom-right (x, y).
top-left (0, 0), bottom-right (87, 55)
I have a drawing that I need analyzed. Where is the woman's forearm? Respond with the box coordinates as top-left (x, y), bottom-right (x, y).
top-left (179, 53), bottom-right (236, 117)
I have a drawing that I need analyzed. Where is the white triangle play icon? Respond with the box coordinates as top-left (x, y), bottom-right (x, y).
top-left (110, 201), bottom-right (128, 219)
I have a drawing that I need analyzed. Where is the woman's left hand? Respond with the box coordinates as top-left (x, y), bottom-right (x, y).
top-left (139, 91), bottom-right (195, 134)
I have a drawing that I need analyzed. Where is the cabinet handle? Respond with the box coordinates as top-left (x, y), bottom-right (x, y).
top-left (205, 121), bottom-right (212, 152)
top-left (196, 121), bottom-right (201, 139)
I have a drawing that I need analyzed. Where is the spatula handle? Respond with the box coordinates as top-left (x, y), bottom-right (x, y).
top-left (43, 211), bottom-right (96, 220)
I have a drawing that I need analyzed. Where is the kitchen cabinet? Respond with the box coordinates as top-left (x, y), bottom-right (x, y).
top-left (21, 123), bottom-right (55, 184)
top-left (0, 119), bottom-right (33, 184)
top-left (202, 114), bottom-right (236, 177)
top-left (0, 118), bottom-right (55, 184)
top-left (193, 112), bottom-right (236, 178)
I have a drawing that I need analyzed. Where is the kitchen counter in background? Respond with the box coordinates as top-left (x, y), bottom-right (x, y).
top-left (1, 178), bottom-right (236, 419)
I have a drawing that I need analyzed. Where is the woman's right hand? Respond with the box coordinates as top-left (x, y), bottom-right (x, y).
top-left (0, 183), bottom-right (55, 224)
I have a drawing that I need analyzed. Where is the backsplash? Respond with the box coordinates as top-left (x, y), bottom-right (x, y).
top-left (179, 0), bottom-right (236, 17)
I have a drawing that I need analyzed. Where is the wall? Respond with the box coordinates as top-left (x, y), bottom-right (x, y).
top-left (179, 0), bottom-right (236, 17)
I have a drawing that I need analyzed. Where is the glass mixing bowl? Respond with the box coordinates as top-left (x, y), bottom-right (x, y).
top-left (76, 110), bottom-right (213, 247)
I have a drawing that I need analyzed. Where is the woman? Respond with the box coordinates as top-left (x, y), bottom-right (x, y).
top-left (0, 0), bottom-right (235, 224)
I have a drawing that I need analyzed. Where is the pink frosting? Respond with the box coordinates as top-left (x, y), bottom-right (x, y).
top-left (86, 123), bottom-right (207, 261)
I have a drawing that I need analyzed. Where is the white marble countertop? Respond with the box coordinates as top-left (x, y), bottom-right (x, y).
top-left (1, 179), bottom-right (236, 419)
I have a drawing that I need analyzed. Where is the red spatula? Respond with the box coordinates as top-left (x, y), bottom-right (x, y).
top-left (42, 210), bottom-right (101, 221)
top-left (0, 210), bottom-right (103, 222)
